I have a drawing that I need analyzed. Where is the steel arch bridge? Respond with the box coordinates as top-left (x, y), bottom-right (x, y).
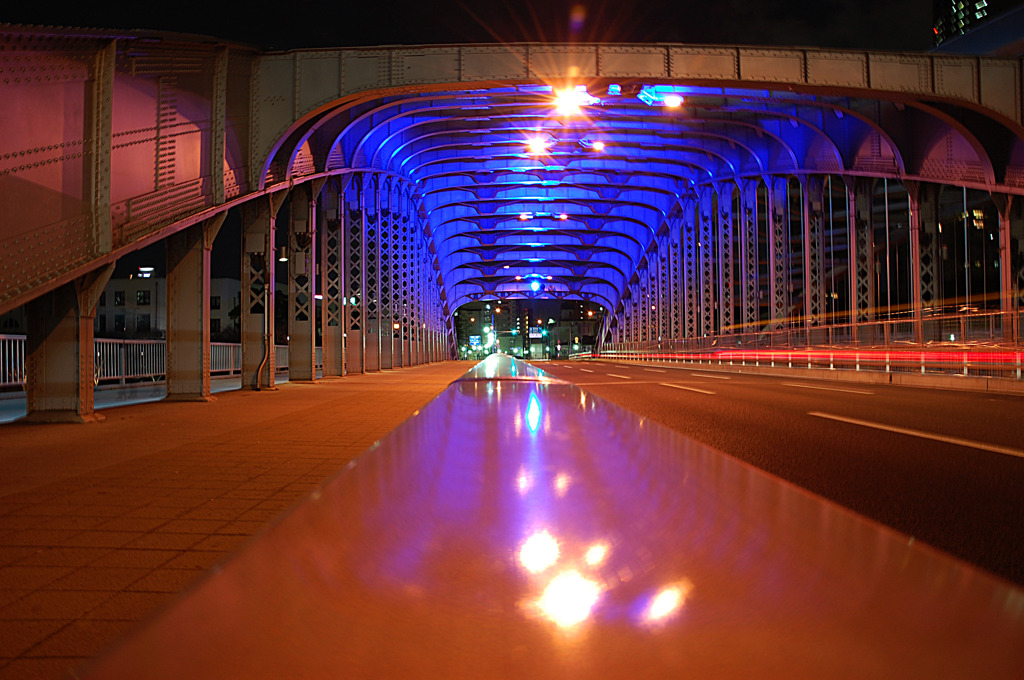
top-left (2, 25), bottom-right (1024, 420)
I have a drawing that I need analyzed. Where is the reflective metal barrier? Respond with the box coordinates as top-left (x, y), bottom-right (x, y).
top-left (596, 347), bottom-right (1024, 381)
top-left (81, 355), bottom-right (1024, 679)
top-left (0, 336), bottom-right (322, 388)
top-left (0, 334), bottom-right (25, 388)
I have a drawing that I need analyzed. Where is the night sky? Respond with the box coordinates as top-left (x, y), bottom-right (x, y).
top-left (7, 0), bottom-right (935, 52)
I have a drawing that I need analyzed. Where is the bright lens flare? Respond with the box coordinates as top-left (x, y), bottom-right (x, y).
top-left (644, 582), bottom-right (692, 623)
top-left (585, 542), bottom-right (609, 566)
top-left (517, 469), bottom-right (533, 494)
top-left (554, 473), bottom-right (571, 496)
top-left (538, 570), bottom-right (602, 627)
top-left (554, 87), bottom-right (597, 115)
top-left (526, 138), bottom-right (549, 155)
top-left (520, 530), bottom-right (559, 573)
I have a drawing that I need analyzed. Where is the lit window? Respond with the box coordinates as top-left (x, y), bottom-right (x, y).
top-left (136, 290), bottom-right (151, 306)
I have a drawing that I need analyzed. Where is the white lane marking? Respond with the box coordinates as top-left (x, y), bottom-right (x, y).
top-left (607, 373), bottom-right (632, 380)
top-left (808, 411), bottom-right (1024, 460)
top-left (783, 382), bottom-right (874, 395)
top-left (660, 383), bottom-right (716, 395)
top-left (579, 368), bottom-right (594, 373)
top-left (690, 373), bottom-right (731, 380)
top-left (643, 368), bottom-right (667, 373)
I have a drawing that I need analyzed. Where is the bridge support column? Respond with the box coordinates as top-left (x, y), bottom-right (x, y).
top-left (399, 188), bottom-right (412, 367)
top-left (658, 233), bottom-right (671, 342)
top-left (848, 178), bottom-right (876, 343)
top-left (345, 174), bottom-right (367, 374)
top-left (241, 193), bottom-right (285, 390)
top-left (320, 181), bottom-right (345, 377)
top-left (739, 180), bottom-right (760, 333)
top-left (906, 182), bottom-right (939, 344)
top-left (23, 265), bottom-right (114, 423)
top-left (768, 177), bottom-right (790, 332)
top-left (802, 176), bottom-right (826, 340)
top-left (717, 183), bottom-right (736, 335)
top-left (165, 214), bottom-right (225, 401)
top-left (668, 212), bottom-right (684, 340)
top-left (379, 178), bottom-right (395, 370)
top-left (682, 202), bottom-right (698, 339)
top-left (363, 174), bottom-right (382, 372)
top-left (698, 188), bottom-right (716, 337)
top-left (288, 182), bottom-right (321, 382)
top-left (992, 192), bottom-right (1024, 343)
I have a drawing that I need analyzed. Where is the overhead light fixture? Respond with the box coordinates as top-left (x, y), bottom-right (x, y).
top-left (519, 212), bottom-right (533, 221)
top-left (526, 137), bottom-right (549, 155)
top-left (638, 84), bottom-right (689, 108)
top-left (554, 85), bottom-right (600, 115)
top-left (530, 281), bottom-right (541, 292)
top-left (277, 246), bottom-right (289, 262)
top-left (558, 213), bottom-right (569, 220)
top-left (591, 140), bottom-right (606, 152)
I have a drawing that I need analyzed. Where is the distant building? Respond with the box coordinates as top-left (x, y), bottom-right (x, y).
top-left (933, 0), bottom-right (1018, 45)
top-left (95, 277), bottom-right (241, 339)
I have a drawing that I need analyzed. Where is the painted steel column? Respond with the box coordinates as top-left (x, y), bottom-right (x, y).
top-left (320, 180), bottom-right (345, 377)
top-left (992, 193), bottom-right (1018, 342)
top-left (363, 174), bottom-right (382, 372)
top-left (848, 178), bottom-right (876, 333)
top-left (768, 177), bottom-right (789, 331)
top-left (241, 193), bottom-right (285, 390)
top-left (658, 234), bottom-right (671, 341)
top-left (669, 213), bottom-right (684, 340)
top-left (717, 183), bottom-right (735, 335)
top-left (639, 266), bottom-right (650, 342)
top-left (378, 178), bottom-right (394, 370)
top-left (905, 181), bottom-right (939, 343)
top-left (393, 185), bottom-right (404, 368)
top-left (802, 176), bottom-right (826, 331)
top-left (739, 180), bottom-right (760, 333)
top-left (682, 203), bottom-right (699, 339)
top-left (344, 174), bottom-right (366, 373)
top-left (698, 188), bottom-right (716, 337)
top-left (24, 265), bottom-right (114, 423)
top-left (166, 215), bottom-right (225, 401)
top-left (288, 183), bottom-right (318, 381)
top-left (409, 223), bottom-right (420, 366)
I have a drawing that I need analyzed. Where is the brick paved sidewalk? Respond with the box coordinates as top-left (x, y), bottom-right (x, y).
top-left (0, 362), bottom-right (473, 680)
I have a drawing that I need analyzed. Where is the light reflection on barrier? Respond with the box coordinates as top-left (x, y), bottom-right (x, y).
top-left (81, 355), bottom-right (1024, 679)
top-left (593, 347), bottom-right (1024, 381)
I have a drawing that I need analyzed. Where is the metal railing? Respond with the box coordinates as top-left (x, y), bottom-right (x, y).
top-left (0, 336), bottom-right (323, 389)
top-left (595, 346), bottom-right (1024, 381)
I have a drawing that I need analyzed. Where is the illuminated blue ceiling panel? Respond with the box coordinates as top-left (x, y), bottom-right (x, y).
top-left (328, 83), bottom-right (881, 312)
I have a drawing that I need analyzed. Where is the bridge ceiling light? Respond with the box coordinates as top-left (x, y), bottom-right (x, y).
top-left (526, 137), bottom-right (550, 155)
top-left (554, 86), bottom-right (600, 116)
top-left (519, 212), bottom-right (533, 221)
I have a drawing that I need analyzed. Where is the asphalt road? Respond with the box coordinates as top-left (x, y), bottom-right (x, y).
top-left (531, 359), bottom-right (1024, 587)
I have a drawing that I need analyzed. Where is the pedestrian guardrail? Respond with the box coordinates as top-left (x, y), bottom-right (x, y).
top-left (0, 335), bottom-right (323, 389)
